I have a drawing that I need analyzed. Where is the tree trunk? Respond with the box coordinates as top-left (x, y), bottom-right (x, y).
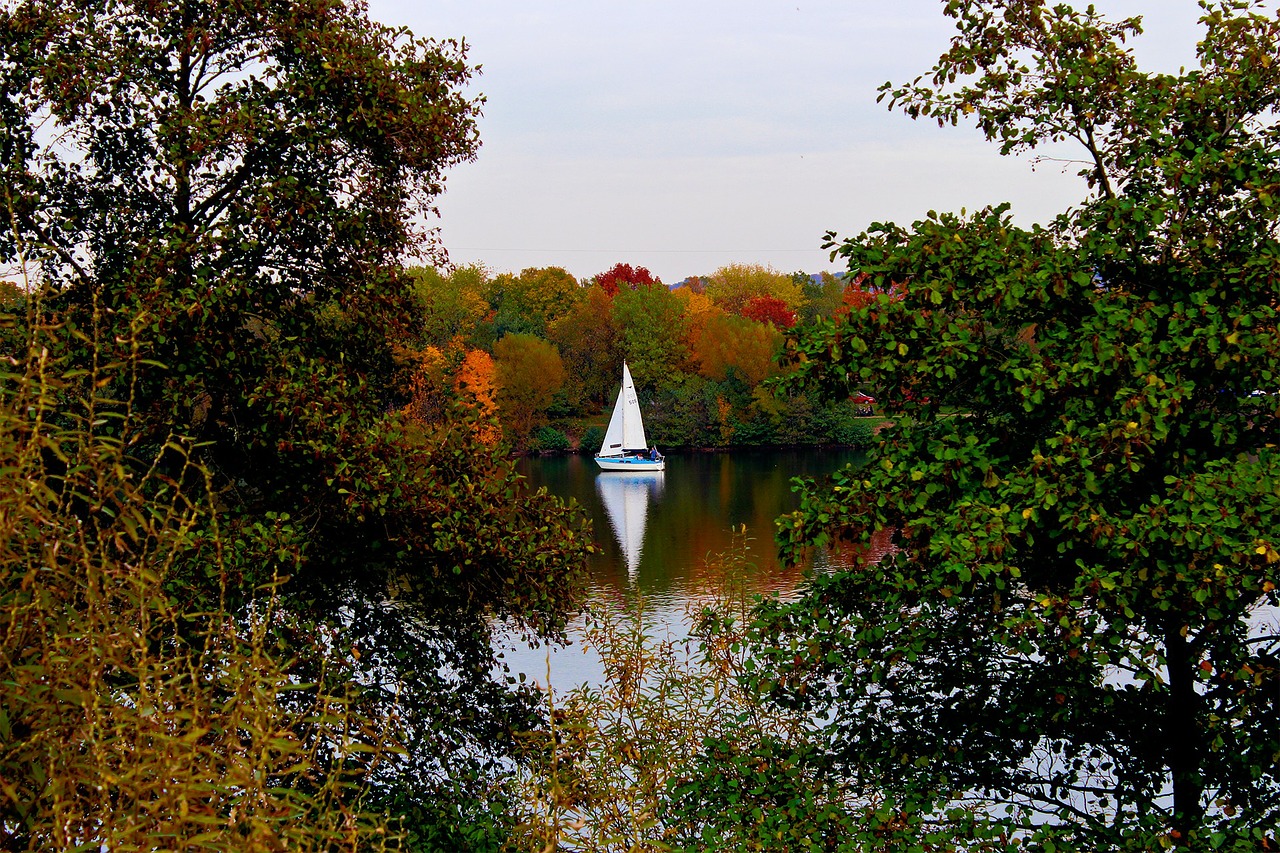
top-left (1164, 623), bottom-right (1205, 844)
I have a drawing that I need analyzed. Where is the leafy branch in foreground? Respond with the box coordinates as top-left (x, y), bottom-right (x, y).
top-left (771, 2), bottom-right (1280, 850)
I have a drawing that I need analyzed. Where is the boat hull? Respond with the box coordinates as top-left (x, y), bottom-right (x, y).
top-left (594, 455), bottom-right (666, 472)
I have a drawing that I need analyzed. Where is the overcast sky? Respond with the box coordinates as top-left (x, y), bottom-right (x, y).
top-left (366, 0), bottom-right (1209, 283)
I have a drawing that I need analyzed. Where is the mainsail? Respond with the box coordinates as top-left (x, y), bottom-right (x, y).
top-left (598, 361), bottom-right (649, 457)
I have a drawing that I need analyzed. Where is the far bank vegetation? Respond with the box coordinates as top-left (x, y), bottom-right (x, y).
top-left (402, 261), bottom-right (882, 452)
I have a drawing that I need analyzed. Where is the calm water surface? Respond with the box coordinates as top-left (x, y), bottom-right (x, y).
top-left (500, 448), bottom-right (865, 687)
top-left (519, 448), bottom-right (865, 593)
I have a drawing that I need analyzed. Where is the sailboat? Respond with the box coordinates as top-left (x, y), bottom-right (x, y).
top-left (594, 362), bottom-right (665, 471)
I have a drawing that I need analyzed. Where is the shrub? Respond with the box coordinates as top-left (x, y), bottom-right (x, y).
top-left (508, 539), bottom-right (867, 851)
top-left (811, 399), bottom-right (875, 446)
top-left (579, 426), bottom-right (606, 454)
top-left (0, 327), bottom-right (400, 851)
top-left (529, 426), bottom-right (571, 455)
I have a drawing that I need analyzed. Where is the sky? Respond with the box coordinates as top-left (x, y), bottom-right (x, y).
top-left (365, 0), bottom-right (1209, 284)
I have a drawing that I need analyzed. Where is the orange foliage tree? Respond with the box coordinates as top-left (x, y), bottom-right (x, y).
top-left (455, 348), bottom-right (500, 445)
top-left (693, 313), bottom-right (782, 387)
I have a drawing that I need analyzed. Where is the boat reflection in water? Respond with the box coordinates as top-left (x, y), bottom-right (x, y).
top-left (595, 471), bottom-right (665, 578)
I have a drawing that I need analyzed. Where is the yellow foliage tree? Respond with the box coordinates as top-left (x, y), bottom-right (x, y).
top-left (400, 343), bottom-right (450, 427)
top-left (493, 334), bottom-right (567, 444)
top-left (703, 263), bottom-right (804, 316)
top-left (673, 287), bottom-right (722, 353)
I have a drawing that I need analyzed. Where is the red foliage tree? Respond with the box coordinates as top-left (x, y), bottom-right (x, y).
top-left (741, 294), bottom-right (797, 329)
top-left (596, 263), bottom-right (659, 297)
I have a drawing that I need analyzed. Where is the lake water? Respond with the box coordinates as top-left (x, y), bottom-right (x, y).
top-left (498, 448), bottom-right (867, 688)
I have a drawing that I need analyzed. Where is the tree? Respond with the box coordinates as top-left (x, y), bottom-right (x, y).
top-left (795, 270), bottom-right (845, 324)
top-left (833, 271), bottom-right (903, 317)
top-left (764, 2), bottom-right (1280, 850)
top-left (493, 333), bottom-right (567, 444)
top-left (548, 285), bottom-right (622, 413)
top-left (1, 0), bottom-right (591, 838)
top-left (594, 262), bottom-right (659, 297)
top-left (693, 312), bottom-right (782, 388)
top-left (488, 266), bottom-right (582, 338)
top-left (703, 263), bottom-right (805, 316)
top-left (610, 282), bottom-right (691, 392)
top-left (741, 293), bottom-right (798, 329)
top-left (408, 263), bottom-right (493, 348)
top-left (455, 346), bottom-right (501, 444)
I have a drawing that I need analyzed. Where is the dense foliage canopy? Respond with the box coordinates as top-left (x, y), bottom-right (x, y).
top-left (1, 0), bottom-right (592, 844)
top-left (766, 2), bottom-right (1280, 849)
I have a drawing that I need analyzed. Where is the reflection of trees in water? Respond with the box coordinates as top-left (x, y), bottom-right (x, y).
top-left (819, 527), bottom-right (897, 572)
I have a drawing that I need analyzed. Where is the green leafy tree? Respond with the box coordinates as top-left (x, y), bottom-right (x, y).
top-left (795, 270), bottom-right (846, 324)
top-left (488, 266), bottom-right (582, 339)
top-left (765, 2), bottom-right (1280, 850)
top-left (408, 263), bottom-right (492, 348)
top-left (646, 376), bottom-right (720, 449)
top-left (1, 0), bottom-right (591, 838)
top-left (611, 282), bottom-right (691, 392)
top-left (494, 333), bottom-right (567, 445)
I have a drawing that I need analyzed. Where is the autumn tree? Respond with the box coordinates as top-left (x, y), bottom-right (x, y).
top-left (548, 284), bottom-right (622, 412)
top-left (493, 333), bottom-right (567, 444)
top-left (399, 343), bottom-right (452, 426)
top-left (595, 262), bottom-right (659, 297)
top-left (693, 312), bottom-right (783, 388)
top-left (741, 294), bottom-right (797, 329)
top-left (703, 263), bottom-right (805, 316)
top-left (455, 346), bottom-right (499, 441)
top-left (672, 286), bottom-right (721, 357)
top-left (763, 3), bottom-right (1280, 850)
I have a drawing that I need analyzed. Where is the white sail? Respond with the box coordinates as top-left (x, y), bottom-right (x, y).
top-left (596, 472), bottom-right (664, 577)
top-left (598, 362), bottom-right (649, 457)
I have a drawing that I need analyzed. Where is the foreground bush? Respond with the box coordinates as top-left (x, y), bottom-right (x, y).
top-left (0, 329), bottom-right (400, 850)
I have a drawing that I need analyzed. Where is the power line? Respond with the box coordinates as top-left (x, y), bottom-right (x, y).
top-left (449, 247), bottom-right (824, 253)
